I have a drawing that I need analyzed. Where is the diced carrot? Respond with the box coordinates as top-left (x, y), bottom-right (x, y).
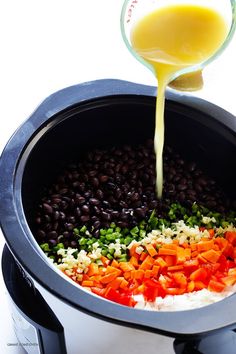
top-left (87, 262), bottom-right (100, 276)
top-left (111, 259), bottom-right (120, 268)
top-left (208, 279), bottom-right (225, 292)
top-left (119, 262), bottom-right (135, 272)
top-left (181, 242), bottom-right (190, 249)
top-left (89, 275), bottom-right (102, 282)
top-left (212, 244), bottom-right (220, 251)
top-left (99, 267), bottom-right (105, 275)
top-left (201, 249), bottom-right (221, 263)
top-left (140, 255), bottom-right (155, 270)
top-left (155, 257), bottom-right (167, 268)
top-left (129, 243), bottom-right (139, 257)
top-left (197, 240), bottom-right (214, 252)
top-left (190, 267), bottom-right (208, 281)
top-left (172, 239), bottom-right (179, 245)
top-left (184, 248), bottom-right (191, 260)
top-left (129, 256), bottom-right (139, 268)
top-left (123, 271), bottom-right (131, 280)
top-left (105, 266), bottom-right (122, 276)
top-left (158, 248), bottom-right (177, 256)
top-left (191, 250), bottom-right (199, 258)
top-left (100, 272), bottom-right (119, 284)
top-left (190, 243), bottom-right (197, 251)
top-left (81, 280), bottom-right (94, 287)
top-left (101, 256), bottom-right (110, 266)
top-left (133, 269), bottom-right (145, 281)
top-left (151, 265), bottom-right (160, 277)
top-left (108, 277), bottom-right (123, 290)
top-left (167, 265), bottom-right (184, 272)
top-left (144, 269), bottom-right (153, 278)
top-left (162, 244), bottom-right (178, 250)
top-left (139, 252), bottom-right (148, 262)
top-left (176, 246), bottom-right (186, 264)
top-left (120, 278), bottom-right (129, 289)
top-left (91, 287), bottom-right (106, 297)
top-left (146, 243), bottom-right (158, 257)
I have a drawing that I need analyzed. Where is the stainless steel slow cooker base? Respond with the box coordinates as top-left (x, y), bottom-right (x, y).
top-left (2, 245), bottom-right (236, 354)
top-left (0, 80), bottom-right (236, 354)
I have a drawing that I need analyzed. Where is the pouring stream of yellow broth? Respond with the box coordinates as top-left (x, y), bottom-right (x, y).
top-left (130, 4), bottom-right (228, 198)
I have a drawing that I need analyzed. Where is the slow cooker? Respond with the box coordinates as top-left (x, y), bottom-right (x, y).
top-left (0, 79), bottom-right (236, 354)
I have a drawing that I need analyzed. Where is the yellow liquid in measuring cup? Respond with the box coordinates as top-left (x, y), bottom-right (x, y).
top-left (130, 4), bottom-right (228, 198)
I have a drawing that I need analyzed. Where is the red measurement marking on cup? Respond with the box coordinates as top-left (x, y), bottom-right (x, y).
top-left (126, 0), bottom-right (139, 23)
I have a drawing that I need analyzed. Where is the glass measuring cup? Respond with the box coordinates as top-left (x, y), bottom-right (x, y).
top-left (121, 0), bottom-right (236, 90)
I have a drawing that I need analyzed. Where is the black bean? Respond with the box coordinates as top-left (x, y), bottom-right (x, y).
top-left (93, 229), bottom-right (100, 238)
top-left (70, 240), bottom-right (78, 248)
top-left (93, 220), bottom-right (101, 229)
top-left (135, 208), bottom-right (146, 218)
top-left (93, 206), bottom-right (101, 215)
top-left (91, 177), bottom-right (99, 187)
top-left (89, 198), bottom-right (100, 206)
top-left (37, 230), bottom-right (46, 239)
top-left (188, 162), bottom-right (197, 172)
top-left (67, 216), bottom-right (76, 224)
top-left (77, 196), bottom-right (86, 205)
top-left (95, 189), bottom-right (104, 200)
top-left (52, 222), bottom-right (59, 231)
top-left (75, 207), bottom-right (81, 218)
top-left (81, 205), bottom-right (90, 214)
top-left (196, 177), bottom-right (208, 186)
top-left (99, 175), bottom-right (109, 183)
top-left (63, 231), bottom-right (70, 238)
top-left (177, 183), bottom-right (188, 191)
top-left (84, 191), bottom-right (92, 199)
top-left (53, 211), bottom-right (60, 220)
top-left (107, 182), bottom-right (116, 190)
top-left (130, 192), bottom-right (139, 202)
top-left (88, 170), bottom-right (97, 177)
top-left (42, 203), bottom-right (53, 214)
top-left (101, 211), bottom-right (111, 221)
top-left (132, 200), bottom-right (142, 208)
top-left (117, 221), bottom-right (128, 228)
top-left (60, 201), bottom-right (68, 210)
top-left (111, 210), bottom-right (120, 219)
top-left (49, 239), bottom-right (57, 246)
top-left (59, 188), bottom-right (68, 195)
top-left (80, 215), bottom-right (90, 223)
top-left (102, 200), bottom-right (111, 208)
top-left (149, 200), bottom-right (158, 209)
top-left (47, 231), bottom-right (58, 239)
top-left (35, 217), bottom-right (42, 224)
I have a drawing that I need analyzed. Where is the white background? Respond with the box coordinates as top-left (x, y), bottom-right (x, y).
top-left (0, 1), bottom-right (235, 353)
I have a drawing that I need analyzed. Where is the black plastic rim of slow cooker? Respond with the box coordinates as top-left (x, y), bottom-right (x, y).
top-left (0, 79), bottom-right (236, 339)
